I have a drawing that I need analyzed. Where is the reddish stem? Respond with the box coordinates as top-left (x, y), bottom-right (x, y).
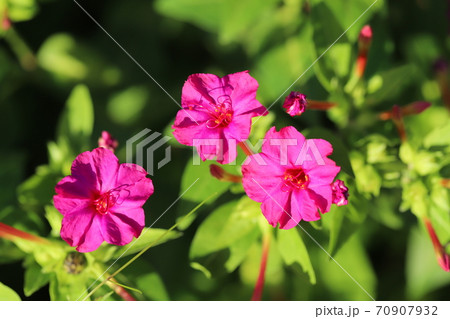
top-left (0, 222), bottom-right (48, 244)
top-left (423, 217), bottom-right (450, 272)
top-left (209, 164), bottom-right (242, 183)
top-left (392, 105), bottom-right (407, 142)
top-left (356, 53), bottom-right (368, 78)
top-left (251, 233), bottom-right (271, 301)
top-left (106, 279), bottom-right (137, 301)
top-left (238, 141), bottom-right (254, 157)
top-left (307, 100), bottom-right (337, 110)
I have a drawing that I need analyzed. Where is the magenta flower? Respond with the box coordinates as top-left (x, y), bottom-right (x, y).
top-left (98, 131), bottom-right (118, 152)
top-left (331, 180), bottom-right (349, 206)
top-left (241, 126), bottom-right (341, 229)
top-left (282, 91), bottom-right (307, 116)
top-left (172, 71), bottom-right (267, 164)
top-left (54, 148), bottom-right (154, 252)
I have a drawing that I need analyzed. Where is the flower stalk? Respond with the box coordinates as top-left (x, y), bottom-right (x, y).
top-left (423, 217), bottom-right (450, 272)
top-left (251, 231), bottom-right (271, 301)
top-left (0, 222), bottom-right (49, 244)
top-left (210, 164), bottom-right (242, 183)
top-left (238, 141), bottom-right (255, 157)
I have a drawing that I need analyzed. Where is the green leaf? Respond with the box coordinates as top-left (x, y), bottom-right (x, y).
top-left (277, 227), bottom-right (316, 284)
top-left (57, 84), bottom-right (94, 154)
top-left (37, 34), bottom-right (88, 81)
top-left (225, 227), bottom-right (260, 273)
top-left (17, 165), bottom-right (61, 212)
top-left (218, 0), bottom-right (279, 45)
top-left (136, 272), bottom-right (170, 301)
top-left (4, 0), bottom-right (38, 22)
top-left (401, 180), bottom-right (428, 218)
top-left (113, 228), bottom-right (182, 258)
top-left (350, 151), bottom-right (381, 196)
top-left (154, 0), bottom-right (226, 33)
top-left (23, 257), bottom-right (51, 297)
top-left (322, 0), bottom-right (384, 42)
top-left (366, 64), bottom-right (417, 105)
top-left (180, 157), bottom-right (232, 204)
top-left (424, 122), bottom-right (450, 148)
top-left (239, 234), bottom-right (284, 287)
top-left (0, 282), bottom-right (21, 301)
top-left (50, 271), bottom-right (90, 301)
top-left (190, 197), bottom-right (261, 259)
top-left (317, 233), bottom-right (376, 300)
top-left (44, 205), bottom-right (62, 237)
top-left (406, 226), bottom-right (450, 299)
top-left (107, 86), bottom-right (149, 126)
top-left (254, 23), bottom-right (315, 103)
top-left (176, 156), bottom-right (232, 229)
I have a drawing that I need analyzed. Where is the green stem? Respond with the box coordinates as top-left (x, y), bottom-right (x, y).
top-left (4, 28), bottom-right (37, 71)
top-left (82, 192), bottom-right (217, 301)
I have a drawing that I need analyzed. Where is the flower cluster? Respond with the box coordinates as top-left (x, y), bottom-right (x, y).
top-left (172, 71), bottom-right (348, 230)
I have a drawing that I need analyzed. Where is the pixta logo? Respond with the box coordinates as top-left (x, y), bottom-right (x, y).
top-left (126, 129), bottom-right (171, 175)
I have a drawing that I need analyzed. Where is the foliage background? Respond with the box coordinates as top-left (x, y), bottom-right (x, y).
top-left (0, 0), bottom-right (449, 300)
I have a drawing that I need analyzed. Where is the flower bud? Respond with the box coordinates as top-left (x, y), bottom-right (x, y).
top-left (98, 131), bottom-right (118, 152)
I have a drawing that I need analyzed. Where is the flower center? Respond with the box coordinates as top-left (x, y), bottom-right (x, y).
top-left (94, 191), bottom-right (118, 215)
top-left (282, 168), bottom-right (309, 191)
top-left (206, 100), bottom-right (233, 129)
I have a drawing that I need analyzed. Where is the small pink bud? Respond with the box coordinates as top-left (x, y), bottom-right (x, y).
top-left (282, 91), bottom-right (307, 116)
top-left (331, 180), bottom-right (349, 206)
top-left (1, 17), bottom-right (11, 31)
top-left (98, 131), bottom-right (118, 152)
top-left (356, 25), bottom-right (372, 77)
top-left (358, 25), bottom-right (373, 47)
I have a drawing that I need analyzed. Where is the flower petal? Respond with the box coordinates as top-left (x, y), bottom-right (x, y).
top-left (242, 154), bottom-right (284, 202)
top-left (289, 189), bottom-right (320, 224)
top-left (60, 204), bottom-right (103, 252)
top-left (102, 208), bottom-right (145, 246)
top-left (262, 126), bottom-right (306, 167)
top-left (225, 71), bottom-right (267, 117)
top-left (115, 163), bottom-right (154, 208)
top-left (261, 189), bottom-right (291, 228)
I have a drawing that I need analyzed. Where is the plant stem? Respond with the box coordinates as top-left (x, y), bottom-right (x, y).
top-left (4, 28), bottom-right (37, 71)
top-left (82, 193), bottom-right (217, 301)
top-left (238, 141), bottom-right (254, 157)
top-left (106, 278), bottom-right (137, 301)
top-left (0, 222), bottom-right (49, 244)
top-left (251, 231), bottom-right (271, 301)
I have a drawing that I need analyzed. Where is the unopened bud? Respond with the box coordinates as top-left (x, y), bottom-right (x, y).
top-left (98, 131), bottom-right (118, 152)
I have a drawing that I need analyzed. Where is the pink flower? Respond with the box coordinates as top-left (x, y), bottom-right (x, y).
top-left (282, 91), bottom-right (307, 116)
top-left (53, 148), bottom-right (154, 252)
top-left (331, 180), bottom-right (349, 206)
top-left (172, 71), bottom-right (267, 164)
top-left (98, 131), bottom-right (119, 152)
top-left (241, 126), bottom-right (341, 229)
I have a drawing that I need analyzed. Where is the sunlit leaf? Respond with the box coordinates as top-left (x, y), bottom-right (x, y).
top-left (277, 227), bottom-right (316, 284)
top-left (0, 281), bottom-right (21, 301)
top-left (113, 228), bottom-right (182, 259)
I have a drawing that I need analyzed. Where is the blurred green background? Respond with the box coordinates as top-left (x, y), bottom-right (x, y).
top-left (0, 0), bottom-right (449, 300)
